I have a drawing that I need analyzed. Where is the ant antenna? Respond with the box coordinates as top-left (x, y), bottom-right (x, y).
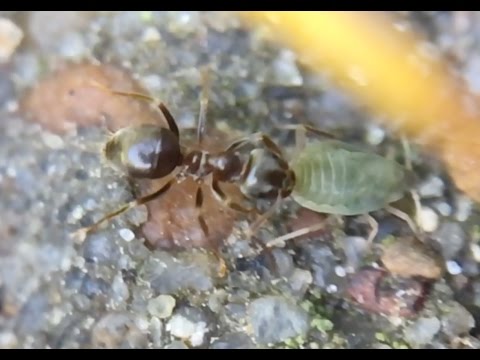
top-left (197, 65), bottom-right (211, 146)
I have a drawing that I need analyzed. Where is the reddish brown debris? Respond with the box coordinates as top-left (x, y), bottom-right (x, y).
top-left (138, 128), bottom-right (247, 251)
top-left (20, 62), bottom-right (165, 134)
top-left (346, 267), bottom-right (430, 318)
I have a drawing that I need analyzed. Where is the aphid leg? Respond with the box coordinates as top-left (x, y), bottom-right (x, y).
top-left (400, 135), bottom-right (424, 234)
top-left (196, 65), bottom-right (211, 146)
top-left (265, 221), bottom-right (328, 248)
top-left (384, 204), bottom-right (419, 236)
top-left (245, 194), bottom-right (283, 240)
top-left (88, 80), bottom-right (180, 138)
top-left (72, 178), bottom-right (175, 243)
top-left (225, 132), bottom-right (285, 158)
top-left (210, 177), bottom-right (257, 214)
top-left (276, 123), bottom-right (337, 163)
top-left (364, 214), bottom-right (379, 245)
top-left (275, 123), bottom-right (337, 140)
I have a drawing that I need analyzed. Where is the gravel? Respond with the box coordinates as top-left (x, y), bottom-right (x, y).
top-left (441, 302), bottom-right (476, 339)
top-left (0, 10), bottom-right (479, 349)
top-left (248, 295), bottom-right (310, 345)
top-left (431, 222), bottom-right (466, 260)
top-left (404, 317), bottom-right (441, 347)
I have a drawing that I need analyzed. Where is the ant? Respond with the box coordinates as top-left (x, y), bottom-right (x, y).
top-left (73, 68), bottom-right (300, 248)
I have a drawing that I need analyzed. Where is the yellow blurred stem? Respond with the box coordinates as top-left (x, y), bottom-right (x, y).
top-left (238, 11), bottom-right (480, 203)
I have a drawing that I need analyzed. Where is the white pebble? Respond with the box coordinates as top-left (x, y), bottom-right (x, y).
top-left (167, 315), bottom-right (208, 347)
top-left (0, 17), bottom-right (23, 63)
top-left (142, 27), bottom-right (161, 42)
top-left (326, 284), bottom-right (338, 294)
top-left (334, 265), bottom-right (347, 278)
top-left (49, 308), bottom-right (65, 326)
top-left (446, 260), bottom-right (462, 275)
top-left (455, 195), bottom-right (473, 222)
top-left (0, 332), bottom-right (17, 348)
top-left (135, 315), bottom-right (150, 332)
top-left (418, 176), bottom-right (444, 198)
top-left (42, 132), bottom-right (65, 149)
top-left (365, 124), bottom-right (385, 145)
top-left (416, 207), bottom-right (439, 232)
top-left (118, 228), bottom-right (135, 242)
top-left (84, 198), bottom-right (97, 211)
top-left (434, 202), bottom-right (452, 217)
top-left (147, 295), bottom-right (176, 319)
top-left (470, 243), bottom-right (480, 263)
top-left (70, 205), bottom-right (85, 221)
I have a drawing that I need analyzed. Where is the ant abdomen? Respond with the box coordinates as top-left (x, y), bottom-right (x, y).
top-left (103, 124), bottom-right (183, 179)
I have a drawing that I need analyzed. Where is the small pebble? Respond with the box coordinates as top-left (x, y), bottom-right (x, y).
top-left (0, 332), bottom-right (17, 349)
top-left (416, 206), bottom-right (439, 232)
top-left (210, 333), bottom-right (256, 349)
top-left (365, 124), bottom-right (385, 146)
top-left (455, 195), bottom-right (473, 222)
top-left (92, 312), bottom-right (147, 348)
top-left (446, 260), bottom-right (462, 275)
top-left (431, 222), bottom-right (466, 260)
top-left (441, 302), bottom-right (475, 338)
top-left (417, 175), bottom-right (444, 198)
top-left (248, 295), bottom-right (310, 345)
top-left (166, 314), bottom-right (208, 347)
top-left (142, 27), bottom-right (161, 42)
top-left (326, 284), bottom-right (338, 293)
top-left (109, 274), bottom-right (129, 308)
top-left (381, 236), bottom-right (443, 279)
top-left (433, 201), bottom-right (452, 217)
top-left (404, 317), bottom-right (441, 347)
top-left (147, 295), bottom-right (176, 319)
top-left (0, 17), bottom-right (23, 63)
top-left (41, 132), bottom-right (65, 149)
top-left (471, 243), bottom-right (480, 262)
top-left (335, 265), bottom-right (347, 278)
top-left (118, 228), bottom-right (135, 242)
top-left (272, 49), bottom-right (303, 86)
top-left (70, 205), bottom-right (85, 221)
top-left (288, 268), bottom-right (313, 298)
top-left (141, 251), bottom-right (216, 295)
top-left (165, 341), bottom-right (188, 349)
top-left (149, 317), bottom-right (163, 348)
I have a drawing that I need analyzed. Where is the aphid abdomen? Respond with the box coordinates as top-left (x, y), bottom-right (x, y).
top-left (291, 141), bottom-right (409, 215)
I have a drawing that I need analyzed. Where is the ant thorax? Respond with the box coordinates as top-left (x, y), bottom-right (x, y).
top-left (181, 149), bottom-right (244, 183)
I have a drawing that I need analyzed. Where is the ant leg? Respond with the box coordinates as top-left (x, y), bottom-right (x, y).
top-left (197, 66), bottom-right (211, 146)
top-left (364, 214), bottom-right (379, 245)
top-left (194, 180), bottom-right (229, 278)
top-left (211, 177), bottom-right (257, 214)
top-left (225, 132), bottom-right (285, 158)
top-left (88, 80), bottom-right (180, 138)
top-left (195, 184), bottom-right (210, 237)
top-left (72, 178), bottom-right (174, 243)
